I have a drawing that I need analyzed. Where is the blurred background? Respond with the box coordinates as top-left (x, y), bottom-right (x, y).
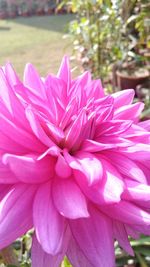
top-left (0, 1), bottom-right (150, 266)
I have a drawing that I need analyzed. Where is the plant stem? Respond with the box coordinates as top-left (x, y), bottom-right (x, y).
top-left (0, 245), bottom-right (19, 266)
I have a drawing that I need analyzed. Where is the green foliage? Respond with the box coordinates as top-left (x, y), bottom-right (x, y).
top-left (61, 0), bottom-right (123, 80)
top-left (61, 0), bottom-right (150, 84)
top-left (115, 236), bottom-right (150, 267)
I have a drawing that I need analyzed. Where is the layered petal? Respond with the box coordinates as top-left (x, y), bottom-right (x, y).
top-left (31, 233), bottom-right (69, 267)
top-left (52, 177), bottom-right (89, 219)
top-left (103, 200), bottom-right (150, 225)
top-left (33, 182), bottom-right (65, 254)
top-left (64, 150), bottom-right (103, 185)
top-left (113, 220), bottom-right (134, 256)
top-left (0, 184), bottom-right (36, 249)
top-left (112, 89), bottom-right (135, 108)
top-left (67, 237), bottom-right (94, 267)
top-left (24, 63), bottom-right (47, 100)
top-left (70, 206), bottom-right (115, 267)
top-left (2, 153), bottom-right (55, 183)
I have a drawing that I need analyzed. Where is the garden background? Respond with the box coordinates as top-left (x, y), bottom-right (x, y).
top-left (0, 0), bottom-right (150, 266)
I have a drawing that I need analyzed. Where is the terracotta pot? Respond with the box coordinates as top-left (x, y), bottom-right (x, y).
top-left (116, 69), bottom-right (150, 90)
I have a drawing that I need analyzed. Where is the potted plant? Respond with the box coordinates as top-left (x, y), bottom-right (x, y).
top-left (116, 52), bottom-right (150, 90)
top-left (115, 0), bottom-right (150, 90)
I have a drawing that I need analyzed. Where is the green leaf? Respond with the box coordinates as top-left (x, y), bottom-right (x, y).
top-left (131, 236), bottom-right (150, 246)
top-left (63, 256), bottom-right (72, 267)
top-left (135, 252), bottom-right (149, 267)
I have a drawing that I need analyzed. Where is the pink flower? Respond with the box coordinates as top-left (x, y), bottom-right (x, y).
top-left (0, 56), bottom-right (150, 267)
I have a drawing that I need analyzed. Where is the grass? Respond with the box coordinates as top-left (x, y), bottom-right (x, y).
top-left (0, 15), bottom-right (74, 78)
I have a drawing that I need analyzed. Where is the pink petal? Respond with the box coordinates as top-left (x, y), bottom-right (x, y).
top-left (64, 150), bottom-right (103, 185)
top-left (45, 75), bottom-right (67, 110)
top-left (81, 139), bottom-right (116, 152)
top-left (0, 185), bottom-right (12, 201)
top-left (0, 184), bottom-right (36, 249)
top-left (3, 153), bottom-right (55, 183)
top-left (70, 206), bottom-right (115, 267)
top-left (103, 200), bottom-right (150, 225)
top-left (4, 63), bottom-right (20, 86)
top-left (103, 151), bottom-right (147, 184)
top-left (25, 106), bottom-right (58, 148)
top-left (59, 97), bottom-right (77, 129)
top-left (112, 89), bottom-right (135, 108)
top-left (113, 220), bottom-right (134, 256)
top-left (121, 143), bottom-right (150, 160)
top-left (55, 154), bottom-right (72, 178)
top-left (96, 104), bottom-right (114, 123)
top-left (70, 71), bottom-right (91, 102)
top-left (52, 177), bottom-right (89, 219)
top-left (125, 225), bottom-right (140, 239)
top-left (46, 120), bottom-right (65, 143)
top-left (139, 120), bottom-right (150, 131)
top-left (67, 237), bottom-right (93, 267)
top-left (95, 120), bottom-right (132, 137)
top-left (123, 180), bottom-right (150, 202)
top-left (33, 182), bottom-right (65, 254)
top-left (24, 63), bottom-right (46, 100)
top-left (32, 233), bottom-right (68, 267)
top-left (0, 68), bottom-right (28, 129)
top-left (0, 111), bottom-right (45, 152)
top-left (124, 124), bottom-right (150, 143)
top-left (0, 131), bottom-right (28, 154)
top-left (57, 56), bottom-right (71, 93)
top-left (65, 109), bottom-right (87, 150)
top-left (86, 79), bottom-right (104, 99)
top-left (114, 102), bottom-right (144, 121)
top-left (0, 156), bottom-right (19, 183)
top-left (73, 157), bottom-right (124, 205)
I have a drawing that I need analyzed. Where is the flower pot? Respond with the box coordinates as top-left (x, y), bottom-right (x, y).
top-left (116, 68), bottom-right (150, 90)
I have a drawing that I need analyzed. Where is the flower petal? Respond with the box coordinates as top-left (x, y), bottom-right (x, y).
top-left (0, 156), bottom-right (19, 183)
top-left (0, 184), bottom-right (36, 249)
top-left (114, 102), bottom-right (144, 121)
top-left (95, 120), bottom-right (132, 137)
top-left (32, 234), bottom-right (67, 267)
top-left (25, 106), bottom-right (56, 148)
top-left (123, 180), bottom-right (150, 202)
top-left (103, 200), bottom-right (150, 225)
top-left (70, 206), bottom-right (115, 267)
top-left (24, 63), bottom-right (46, 100)
top-left (0, 111), bottom-right (45, 152)
top-left (121, 143), bottom-right (150, 160)
top-left (2, 153), bottom-right (55, 183)
top-left (113, 220), bottom-right (134, 256)
top-left (52, 177), bottom-right (89, 219)
top-left (103, 151), bottom-right (147, 184)
top-left (64, 150), bottom-right (103, 185)
top-left (67, 237), bottom-right (94, 267)
top-left (55, 154), bottom-right (72, 178)
top-left (57, 56), bottom-right (71, 93)
top-left (33, 182), bottom-right (65, 254)
top-left (74, 157), bottom-right (124, 205)
top-left (112, 89), bottom-right (135, 108)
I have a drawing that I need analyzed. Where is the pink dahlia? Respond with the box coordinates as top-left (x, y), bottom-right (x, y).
top-left (0, 56), bottom-right (150, 267)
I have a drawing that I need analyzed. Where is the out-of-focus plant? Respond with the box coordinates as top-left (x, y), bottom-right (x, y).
top-left (59, 0), bottom-right (123, 81)
top-left (0, 0), bottom-right (7, 12)
top-left (119, 0), bottom-right (150, 66)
